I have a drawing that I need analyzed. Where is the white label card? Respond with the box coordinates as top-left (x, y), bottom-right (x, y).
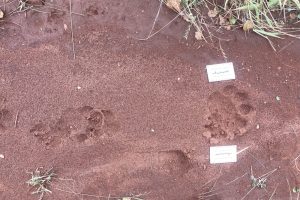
top-left (210, 145), bottom-right (237, 164)
top-left (206, 62), bottom-right (236, 82)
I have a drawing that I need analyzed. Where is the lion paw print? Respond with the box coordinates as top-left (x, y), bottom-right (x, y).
top-left (30, 106), bottom-right (119, 148)
top-left (203, 85), bottom-right (256, 143)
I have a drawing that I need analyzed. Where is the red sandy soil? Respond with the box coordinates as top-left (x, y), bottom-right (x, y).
top-left (0, 0), bottom-right (300, 200)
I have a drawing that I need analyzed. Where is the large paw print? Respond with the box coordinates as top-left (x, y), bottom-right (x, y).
top-left (30, 106), bottom-right (119, 147)
top-left (203, 85), bottom-right (256, 142)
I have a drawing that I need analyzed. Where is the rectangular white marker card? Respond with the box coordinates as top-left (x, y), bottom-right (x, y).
top-left (210, 145), bottom-right (237, 164)
top-left (206, 62), bottom-right (236, 82)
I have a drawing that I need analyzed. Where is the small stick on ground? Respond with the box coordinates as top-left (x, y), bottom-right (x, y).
top-left (277, 41), bottom-right (294, 53)
top-left (69, 0), bottom-right (75, 59)
top-left (257, 168), bottom-right (278, 180)
top-left (291, 154), bottom-right (300, 174)
top-left (200, 176), bottom-right (218, 189)
top-left (200, 167), bottom-right (222, 190)
top-left (237, 146), bottom-right (251, 155)
top-left (218, 40), bottom-right (228, 62)
top-left (136, 10), bottom-right (182, 41)
top-left (208, 176), bottom-right (219, 193)
top-left (247, 151), bottom-right (266, 168)
top-left (198, 168), bottom-right (223, 199)
top-left (145, 0), bottom-right (163, 39)
top-left (135, 0), bottom-right (198, 41)
top-left (268, 183), bottom-right (279, 200)
top-left (14, 110), bottom-right (19, 128)
top-left (225, 172), bottom-right (248, 185)
top-left (241, 186), bottom-right (256, 200)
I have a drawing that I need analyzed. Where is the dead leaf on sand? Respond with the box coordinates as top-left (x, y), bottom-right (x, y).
top-left (208, 7), bottom-right (218, 18)
top-left (219, 15), bottom-right (226, 25)
top-left (243, 20), bottom-right (254, 31)
top-left (195, 31), bottom-right (203, 40)
top-left (0, 9), bottom-right (4, 19)
top-left (165, 0), bottom-right (181, 12)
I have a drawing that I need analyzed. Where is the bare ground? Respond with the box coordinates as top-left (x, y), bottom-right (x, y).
top-left (0, 0), bottom-right (300, 199)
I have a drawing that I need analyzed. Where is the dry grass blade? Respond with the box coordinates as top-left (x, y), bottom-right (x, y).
top-left (145, 0), bottom-right (163, 39)
top-left (268, 183), bottom-right (279, 200)
top-left (277, 41), bottom-right (294, 53)
top-left (225, 172), bottom-right (248, 185)
top-left (247, 151), bottom-right (266, 168)
top-left (237, 146), bottom-right (251, 155)
top-left (26, 168), bottom-right (56, 200)
top-left (257, 168), bottom-right (278, 180)
top-left (161, 0), bottom-right (300, 50)
top-left (241, 186), bottom-right (256, 200)
top-left (291, 153), bottom-right (300, 174)
top-left (14, 110), bottom-right (19, 128)
top-left (240, 167), bottom-right (278, 200)
top-left (2, 0), bottom-right (83, 58)
top-left (218, 40), bottom-right (227, 62)
top-left (200, 176), bottom-right (219, 189)
top-left (69, 0), bottom-right (75, 59)
top-left (136, 0), bottom-right (192, 41)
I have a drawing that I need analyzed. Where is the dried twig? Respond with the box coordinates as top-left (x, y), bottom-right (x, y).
top-left (247, 151), bottom-right (266, 168)
top-left (145, 0), bottom-right (163, 39)
top-left (68, 0), bottom-right (75, 59)
top-left (291, 154), bottom-right (300, 173)
top-left (241, 186), bottom-right (256, 200)
top-left (135, 0), bottom-right (198, 41)
top-left (218, 40), bottom-right (228, 62)
top-left (225, 172), bottom-right (248, 185)
top-left (268, 183), bottom-right (279, 200)
top-left (277, 41), bottom-right (294, 53)
top-left (14, 110), bottom-right (19, 128)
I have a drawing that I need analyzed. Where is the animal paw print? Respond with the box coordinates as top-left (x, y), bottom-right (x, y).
top-left (85, 5), bottom-right (99, 16)
top-left (0, 97), bottom-right (13, 133)
top-left (203, 85), bottom-right (256, 142)
top-left (30, 106), bottom-right (119, 147)
top-left (0, 108), bottom-right (12, 132)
